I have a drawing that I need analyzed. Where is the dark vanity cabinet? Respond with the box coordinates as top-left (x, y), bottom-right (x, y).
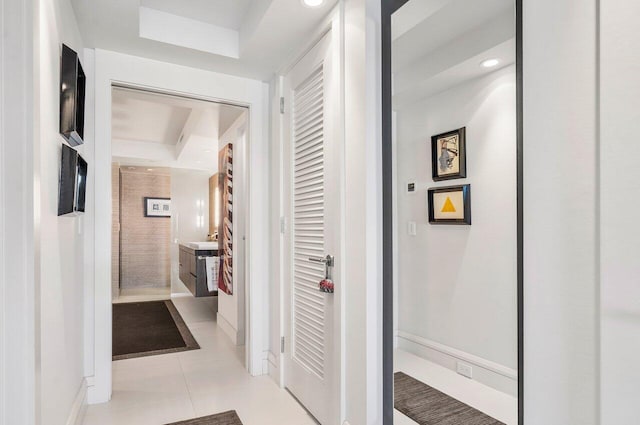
top-left (178, 245), bottom-right (219, 297)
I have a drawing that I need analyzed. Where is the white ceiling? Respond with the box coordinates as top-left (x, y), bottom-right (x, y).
top-left (111, 87), bottom-right (246, 173)
top-left (141, 0), bottom-right (253, 30)
top-left (392, 0), bottom-right (515, 109)
top-left (70, 0), bottom-right (338, 81)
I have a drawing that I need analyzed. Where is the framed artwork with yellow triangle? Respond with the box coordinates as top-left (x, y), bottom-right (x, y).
top-left (427, 184), bottom-right (471, 225)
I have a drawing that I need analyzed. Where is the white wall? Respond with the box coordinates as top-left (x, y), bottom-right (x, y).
top-left (0, 1), bottom-right (37, 424)
top-left (170, 168), bottom-right (211, 294)
top-left (91, 48), bottom-right (269, 403)
top-left (38, 0), bottom-right (89, 424)
top-left (523, 1), bottom-right (599, 423)
top-left (600, 1), bottom-right (640, 423)
top-left (344, 0), bottom-right (384, 422)
top-left (395, 66), bottom-right (517, 393)
top-left (216, 113), bottom-right (248, 345)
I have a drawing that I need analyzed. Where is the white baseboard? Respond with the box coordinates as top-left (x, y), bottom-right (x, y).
top-left (217, 312), bottom-right (240, 345)
top-left (66, 379), bottom-right (88, 425)
top-left (267, 350), bottom-right (281, 386)
top-left (396, 331), bottom-right (517, 396)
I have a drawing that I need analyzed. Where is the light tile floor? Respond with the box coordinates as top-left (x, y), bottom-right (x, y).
top-left (394, 349), bottom-right (518, 425)
top-left (83, 295), bottom-right (317, 425)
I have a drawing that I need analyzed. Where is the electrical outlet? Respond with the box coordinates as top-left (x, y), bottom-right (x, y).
top-left (457, 362), bottom-right (473, 379)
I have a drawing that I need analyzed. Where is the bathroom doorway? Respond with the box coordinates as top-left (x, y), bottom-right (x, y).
top-left (109, 86), bottom-right (250, 365)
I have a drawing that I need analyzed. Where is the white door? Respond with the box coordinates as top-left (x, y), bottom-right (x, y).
top-left (283, 28), bottom-right (340, 425)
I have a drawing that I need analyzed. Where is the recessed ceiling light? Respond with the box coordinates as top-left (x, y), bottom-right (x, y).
top-left (204, 149), bottom-right (212, 153)
top-left (481, 58), bottom-right (500, 68)
top-left (147, 168), bottom-right (153, 171)
top-left (302, 0), bottom-right (324, 7)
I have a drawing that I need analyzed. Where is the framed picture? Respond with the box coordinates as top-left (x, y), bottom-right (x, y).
top-left (427, 184), bottom-right (471, 225)
top-left (144, 197), bottom-right (171, 217)
top-left (431, 127), bottom-right (466, 181)
top-left (218, 144), bottom-right (233, 295)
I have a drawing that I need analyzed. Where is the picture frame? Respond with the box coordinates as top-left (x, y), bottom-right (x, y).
top-left (431, 127), bottom-right (466, 181)
top-left (144, 197), bottom-right (171, 217)
top-left (427, 184), bottom-right (471, 225)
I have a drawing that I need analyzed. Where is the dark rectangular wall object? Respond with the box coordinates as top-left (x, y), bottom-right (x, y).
top-left (59, 44), bottom-right (86, 146)
top-left (58, 143), bottom-right (87, 216)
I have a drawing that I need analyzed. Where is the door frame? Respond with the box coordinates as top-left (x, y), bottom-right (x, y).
top-left (380, 0), bottom-right (524, 423)
top-left (90, 50), bottom-right (269, 404)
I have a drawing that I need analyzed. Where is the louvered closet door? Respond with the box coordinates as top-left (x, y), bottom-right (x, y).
top-left (293, 64), bottom-right (326, 378)
top-left (283, 28), bottom-right (339, 425)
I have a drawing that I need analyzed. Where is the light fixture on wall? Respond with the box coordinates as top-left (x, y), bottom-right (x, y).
top-left (302, 0), bottom-right (324, 8)
top-left (196, 199), bottom-right (205, 228)
top-left (480, 58), bottom-right (500, 68)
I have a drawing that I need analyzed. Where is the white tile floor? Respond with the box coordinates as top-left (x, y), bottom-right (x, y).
top-left (86, 293), bottom-right (516, 425)
top-left (83, 295), bottom-right (317, 425)
top-left (394, 349), bottom-right (518, 425)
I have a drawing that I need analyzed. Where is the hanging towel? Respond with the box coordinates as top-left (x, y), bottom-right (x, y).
top-left (205, 256), bottom-right (219, 292)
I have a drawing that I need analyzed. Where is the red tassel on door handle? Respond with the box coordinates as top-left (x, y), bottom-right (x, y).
top-left (319, 278), bottom-right (334, 293)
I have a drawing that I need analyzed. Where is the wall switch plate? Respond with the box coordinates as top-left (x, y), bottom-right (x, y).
top-left (408, 221), bottom-right (417, 236)
top-left (456, 362), bottom-right (473, 379)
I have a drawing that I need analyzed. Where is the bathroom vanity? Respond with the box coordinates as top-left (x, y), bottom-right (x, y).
top-left (178, 242), bottom-right (219, 297)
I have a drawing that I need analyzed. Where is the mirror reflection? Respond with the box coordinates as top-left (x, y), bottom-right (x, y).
top-left (391, 0), bottom-right (518, 423)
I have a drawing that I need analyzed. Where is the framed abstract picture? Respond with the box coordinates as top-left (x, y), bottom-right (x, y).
top-left (431, 127), bottom-right (466, 181)
top-left (218, 143), bottom-right (233, 295)
top-left (144, 197), bottom-right (171, 217)
top-left (427, 184), bottom-right (471, 225)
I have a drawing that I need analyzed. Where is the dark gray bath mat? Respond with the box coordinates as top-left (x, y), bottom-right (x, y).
top-left (394, 372), bottom-right (505, 425)
top-left (165, 411), bottom-right (243, 425)
top-left (112, 300), bottom-right (199, 360)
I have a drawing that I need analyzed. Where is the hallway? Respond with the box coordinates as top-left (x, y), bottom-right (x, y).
top-left (83, 296), bottom-right (316, 425)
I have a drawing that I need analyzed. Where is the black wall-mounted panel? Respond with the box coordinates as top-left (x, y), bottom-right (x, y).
top-left (59, 44), bottom-right (86, 146)
top-left (58, 143), bottom-right (87, 216)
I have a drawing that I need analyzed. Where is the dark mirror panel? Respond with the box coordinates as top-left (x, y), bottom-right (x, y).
top-left (59, 44), bottom-right (86, 146)
top-left (385, 0), bottom-right (520, 423)
top-left (58, 143), bottom-right (87, 216)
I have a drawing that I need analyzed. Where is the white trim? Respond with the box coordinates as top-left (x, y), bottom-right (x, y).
top-left (397, 331), bottom-right (517, 380)
top-left (0, 0), bottom-right (37, 424)
top-left (65, 379), bottom-right (87, 425)
top-left (267, 350), bottom-right (280, 384)
top-left (90, 49), bottom-right (269, 404)
top-left (397, 331), bottom-right (517, 396)
top-left (216, 312), bottom-right (241, 346)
